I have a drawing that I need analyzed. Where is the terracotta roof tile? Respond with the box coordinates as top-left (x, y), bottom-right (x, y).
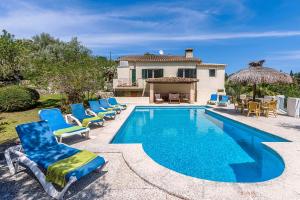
top-left (118, 54), bottom-right (201, 62)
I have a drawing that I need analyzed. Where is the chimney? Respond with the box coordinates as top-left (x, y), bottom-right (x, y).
top-left (185, 48), bottom-right (193, 58)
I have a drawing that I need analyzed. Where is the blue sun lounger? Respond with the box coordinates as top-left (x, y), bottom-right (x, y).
top-left (218, 95), bottom-right (230, 106)
top-left (99, 99), bottom-right (121, 114)
top-left (107, 97), bottom-right (127, 110)
top-left (70, 103), bottom-right (104, 127)
top-left (39, 108), bottom-right (90, 142)
top-left (4, 121), bottom-right (106, 199)
top-left (88, 100), bottom-right (116, 119)
top-left (207, 94), bottom-right (218, 105)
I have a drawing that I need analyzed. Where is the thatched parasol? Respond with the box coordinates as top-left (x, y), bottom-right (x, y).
top-left (228, 60), bottom-right (293, 100)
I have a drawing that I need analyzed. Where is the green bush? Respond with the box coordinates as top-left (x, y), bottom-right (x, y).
top-left (0, 85), bottom-right (39, 112)
top-left (24, 87), bottom-right (40, 101)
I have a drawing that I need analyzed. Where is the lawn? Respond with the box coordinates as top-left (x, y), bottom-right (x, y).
top-left (0, 94), bottom-right (63, 145)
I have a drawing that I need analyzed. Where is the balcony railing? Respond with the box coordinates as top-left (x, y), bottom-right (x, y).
top-left (113, 78), bottom-right (145, 89)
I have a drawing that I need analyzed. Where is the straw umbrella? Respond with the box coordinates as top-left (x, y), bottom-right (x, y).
top-left (228, 60), bottom-right (293, 100)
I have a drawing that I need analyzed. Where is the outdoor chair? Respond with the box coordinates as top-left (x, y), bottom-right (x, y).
top-left (218, 95), bottom-right (230, 106)
top-left (181, 93), bottom-right (190, 103)
top-left (155, 94), bottom-right (164, 103)
top-left (4, 121), bottom-right (106, 200)
top-left (88, 100), bottom-right (116, 119)
top-left (261, 100), bottom-right (277, 117)
top-left (107, 97), bottom-right (127, 110)
top-left (234, 100), bottom-right (245, 113)
top-left (207, 94), bottom-right (218, 105)
top-left (99, 99), bottom-right (121, 114)
top-left (247, 101), bottom-right (260, 117)
top-left (169, 93), bottom-right (180, 103)
top-left (39, 108), bottom-right (90, 142)
top-left (70, 103), bottom-right (104, 127)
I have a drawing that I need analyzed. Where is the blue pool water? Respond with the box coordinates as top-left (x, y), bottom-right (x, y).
top-left (112, 106), bottom-right (288, 182)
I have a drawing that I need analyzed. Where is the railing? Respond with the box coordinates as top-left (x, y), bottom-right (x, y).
top-left (113, 78), bottom-right (145, 89)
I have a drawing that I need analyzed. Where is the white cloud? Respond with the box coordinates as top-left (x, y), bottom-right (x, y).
top-left (0, 0), bottom-right (248, 39)
top-left (269, 50), bottom-right (300, 60)
top-left (76, 31), bottom-right (300, 48)
top-left (0, 0), bottom-right (300, 50)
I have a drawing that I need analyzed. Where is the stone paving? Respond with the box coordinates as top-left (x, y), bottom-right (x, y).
top-left (0, 153), bottom-right (180, 200)
top-left (1, 100), bottom-right (300, 200)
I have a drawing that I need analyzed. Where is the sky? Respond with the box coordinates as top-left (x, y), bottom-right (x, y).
top-left (0, 0), bottom-right (300, 73)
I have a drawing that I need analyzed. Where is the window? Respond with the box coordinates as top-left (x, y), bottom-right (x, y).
top-left (142, 69), bottom-right (163, 79)
top-left (209, 69), bottom-right (216, 77)
top-left (177, 68), bottom-right (196, 78)
top-left (154, 69), bottom-right (163, 78)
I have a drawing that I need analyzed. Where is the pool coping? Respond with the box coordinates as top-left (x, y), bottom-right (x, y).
top-left (74, 105), bottom-right (300, 200)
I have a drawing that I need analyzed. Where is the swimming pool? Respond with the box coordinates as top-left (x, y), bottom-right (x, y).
top-left (112, 106), bottom-right (288, 183)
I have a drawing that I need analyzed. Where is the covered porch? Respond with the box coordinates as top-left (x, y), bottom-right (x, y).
top-left (146, 77), bottom-right (198, 103)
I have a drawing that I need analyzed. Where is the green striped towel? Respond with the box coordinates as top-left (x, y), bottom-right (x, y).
top-left (46, 150), bottom-right (97, 187)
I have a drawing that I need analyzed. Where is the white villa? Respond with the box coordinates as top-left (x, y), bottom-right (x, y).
top-left (113, 49), bottom-right (227, 104)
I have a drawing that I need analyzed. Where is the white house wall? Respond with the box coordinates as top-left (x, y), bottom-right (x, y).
top-left (116, 61), bottom-right (226, 104)
top-left (117, 67), bottom-right (130, 79)
top-left (131, 62), bottom-right (198, 79)
top-left (197, 65), bottom-right (225, 104)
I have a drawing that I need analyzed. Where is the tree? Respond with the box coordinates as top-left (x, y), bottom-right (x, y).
top-left (95, 56), bottom-right (117, 91)
top-left (0, 30), bottom-right (26, 82)
top-left (28, 35), bottom-right (104, 104)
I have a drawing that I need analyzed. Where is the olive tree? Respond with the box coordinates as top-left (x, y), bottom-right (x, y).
top-left (28, 35), bottom-right (104, 103)
top-left (0, 30), bottom-right (27, 82)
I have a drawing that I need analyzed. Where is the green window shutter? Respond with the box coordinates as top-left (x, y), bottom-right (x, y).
top-left (142, 69), bottom-right (147, 79)
top-left (178, 69), bottom-right (183, 77)
top-left (160, 69), bottom-right (164, 77)
top-left (194, 69), bottom-right (197, 78)
top-left (154, 69), bottom-right (163, 78)
top-left (148, 69), bottom-right (153, 78)
top-left (186, 69), bottom-right (191, 78)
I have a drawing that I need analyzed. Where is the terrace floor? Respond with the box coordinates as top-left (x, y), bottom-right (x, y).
top-left (1, 98), bottom-right (300, 200)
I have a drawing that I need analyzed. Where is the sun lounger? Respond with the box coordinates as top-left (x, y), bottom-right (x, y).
top-left (4, 121), bottom-right (106, 199)
top-left (218, 95), bottom-right (230, 106)
top-left (99, 99), bottom-right (121, 114)
top-left (70, 103), bottom-right (104, 127)
top-left (107, 97), bottom-right (127, 110)
top-left (207, 94), bottom-right (218, 105)
top-left (39, 108), bottom-right (90, 142)
top-left (88, 100), bottom-right (116, 119)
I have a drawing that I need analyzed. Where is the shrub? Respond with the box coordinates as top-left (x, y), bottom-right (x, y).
top-left (24, 87), bottom-right (40, 101)
top-left (0, 85), bottom-right (39, 112)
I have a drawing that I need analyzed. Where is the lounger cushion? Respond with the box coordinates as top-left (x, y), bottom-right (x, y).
top-left (108, 98), bottom-right (127, 108)
top-left (39, 108), bottom-right (72, 131)
top-left (16, 120), bottom-right (106, 186)
top-left (103, 110), bottom-right (116, 117)
top-left (81, 116), bottom-right (103, 127)
top-left (107, 97), bottom-right (118, 106)
top-left (27, 144), bottom-right (80, 169)
top-left (71, 103), bottom-right (91, 122)
top-left (88, 100), bottom-right (103, 113)
top-left (210, 94), bottom-right (218, 101)
top-left (99, 99), bottom-right (121, 112)
top-left (54, 126), bottom-right (87, 136)
top-left (16, 121), bottom-right (59, 152)
top-left (65, 155), bottom-right (105, 181)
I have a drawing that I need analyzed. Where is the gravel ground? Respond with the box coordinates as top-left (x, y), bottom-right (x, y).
top-left (0, 153), bottom-right (181, 200)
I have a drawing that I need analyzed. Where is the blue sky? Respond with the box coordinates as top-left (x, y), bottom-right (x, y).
top-left (1, 0), bottom-right (300, 73)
